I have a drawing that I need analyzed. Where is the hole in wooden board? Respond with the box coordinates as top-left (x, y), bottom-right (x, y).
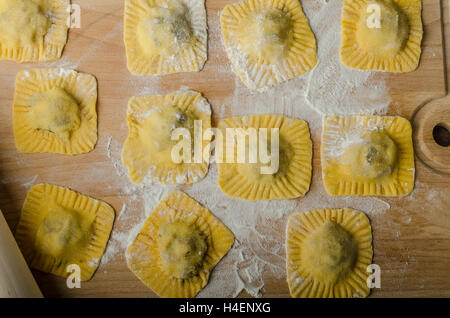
top-left (433, 123), bottom-right (450, 147)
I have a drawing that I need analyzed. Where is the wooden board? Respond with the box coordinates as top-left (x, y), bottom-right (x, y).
top-left (0, 0), bottom-right (449, 298)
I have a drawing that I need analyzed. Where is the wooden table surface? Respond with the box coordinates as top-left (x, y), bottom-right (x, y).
top-left (0, 0), bottom-right (449, 298)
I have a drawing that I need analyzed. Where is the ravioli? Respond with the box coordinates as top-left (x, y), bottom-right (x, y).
top-left (341, 0), bottom-right (423, 72)
top-left (126, 190), bottom-right (234, 298)
top-left (0, 0), bottom-right (70, 62)
top-left (322, 116), bottom-right (415, 196)
top-left (220, 0), bottom-right (317, 90)
top-left (122, 90), bottom-right (211, 185)
top-left (15, 184), bottom-right (115, 281)
top-left (286, 208), bottom-right (373, 298)
top-left (124, 0), bottom-right (207, 75)
top-left (217, 114), bottom-right (312, 200)
top-left (13, 68), bottom-right (98, 155)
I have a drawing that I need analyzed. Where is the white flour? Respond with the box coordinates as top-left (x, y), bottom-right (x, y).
top-left (99, 0), bottom-right (394, 297)
top-left (304, 0), bottom-right (391, 116)
top-left (21, 175), bottom-right (38, 189)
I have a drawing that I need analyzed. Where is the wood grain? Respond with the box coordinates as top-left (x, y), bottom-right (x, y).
top-left (413, 96), bottom-right (450, 174)
top-left (0, 0), bottom-right (449, 298)
top-left (0, 210), bottom-right (43, 298)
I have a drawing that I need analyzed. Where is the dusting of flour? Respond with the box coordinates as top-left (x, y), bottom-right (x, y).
top-left (304, 0), bottom-right (391, 115)
top-left (100, 0), bottom-right (392, 298)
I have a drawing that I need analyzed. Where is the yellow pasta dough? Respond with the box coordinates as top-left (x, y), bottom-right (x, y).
top-left (124, 0), bottom-right (207, 75)
top-left (220, 0), bottom-right (317, 90)
top-left (15, 184), bottom-right (115, 281)
top-left (217, 114), bottom-right (312, 200)
top-left (126, 190), bottom-right (234, 298)
top-left (122, 90), bottom-right (211, 185)
top-left (286, 208), bottom-right (373, 298)
top-left (0, 0), bottom-right (69, 62)
top-left (13, 68), bottom-right (98, 155)
top-left (341, 0), bottom-right (423, 72)
top-left (322, 116), bottom-right (415, 196)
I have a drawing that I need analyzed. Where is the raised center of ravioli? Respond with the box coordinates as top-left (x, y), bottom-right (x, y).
top-left (240, 8), bottom-right (292, 64)
top-left (35, 206), bottom-right (92, 257)
top-left (29, 88), bottom-right (81, 140)
top-left (137, 4), bottom-right (193, 56)
top-left (340, 131), bottom-right (398, 179)
top-left (158, 222), bottom-right (207, 279)
top-left (302, 221), bottom-right (358, 284)
top-left (0, 0), bottom-right (50, 47)
top-left (143, 105), bottom-right (196, 155)
top-left (356, 0), bottom-right (410, 56)
top-left (237, 136), bottom-right (293, 183)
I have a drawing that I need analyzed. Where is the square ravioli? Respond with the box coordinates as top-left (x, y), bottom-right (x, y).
top-left (322, 116), bottom-right (415, 196)
top-left (220, 0), bottom-right (317, 90)
top-left (13, 68), bottom-right (98, 155)
top-left (0, 0), bottom-right (70, 62)
top-left (126, 191), bottom-right (234, 298)
top-left (124, 0), bottom-right (207, 75)
top-left (122, 90), bottom-right (211, 185)
top-left (15, 184), bottom-right (115, 281)
top-left (340, 0), bottom-right (423, 72)
top-left (217, 114), bottom-right (312, 200)
top-left (286, 208), bottom-right (373, 298)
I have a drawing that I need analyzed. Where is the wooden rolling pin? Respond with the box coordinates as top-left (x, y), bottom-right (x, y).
top-left (0, 209), bottom-right (43, 298)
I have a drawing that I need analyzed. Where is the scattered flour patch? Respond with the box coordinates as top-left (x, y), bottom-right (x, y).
top-left (117, 203), bottom-right (130, 221)
top-left (296, 173), bottom-right (391, 216)
top-left (21, 175), bottom-right (38, 189)
top-left (106, 136), bottom-right (128, 178)
top-left (100, 230), bottom-right (130, 266)
top-left (426, 189), bottom-right (439, 201)
top-left (303, 0), bottom-right (391, 116)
